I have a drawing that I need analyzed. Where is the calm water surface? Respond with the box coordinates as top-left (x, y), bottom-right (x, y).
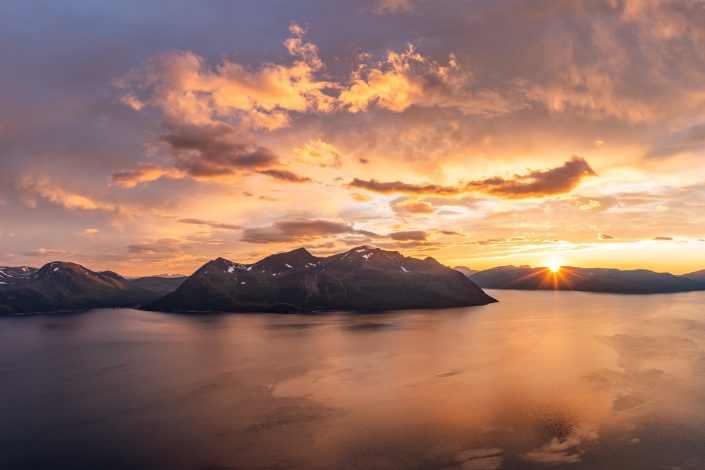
top-left (2, 290), bottom-right (705, 469)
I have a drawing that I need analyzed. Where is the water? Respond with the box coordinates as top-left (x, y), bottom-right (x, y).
top-left (1, 290), bottom-right (705, 469)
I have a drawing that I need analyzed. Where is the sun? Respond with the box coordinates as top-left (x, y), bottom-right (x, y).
top-left (547, 258), bottom-right (562, 273)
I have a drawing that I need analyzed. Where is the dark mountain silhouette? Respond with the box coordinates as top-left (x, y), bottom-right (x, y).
top-left (0, 266), bottom-right (37, 284)
top-left (0, 262), bottom-right (185, 314)
top-left (128, 276), bottom-right (186, 297)
top-left (148, 246), bottom-right (497, 312)
top-left (684, 269), bottom-right (705, 280)
top-left (467, 265), bottom-right (705, 294)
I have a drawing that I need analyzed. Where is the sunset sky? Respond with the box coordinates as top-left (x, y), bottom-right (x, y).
top-left (1, 0), bottom-right (705, 276)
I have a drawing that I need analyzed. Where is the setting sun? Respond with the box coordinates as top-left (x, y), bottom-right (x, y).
top-left (547, 259), bottom-right (563, 273)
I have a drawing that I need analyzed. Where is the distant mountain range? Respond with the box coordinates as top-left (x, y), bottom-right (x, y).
top-left (0, 263), bottom-right (184, 314)
top-left (0, 246), bottom-right (495, 314)
top-left (4, 249), bottom-right (703, 314)
top-left (461, 265), bottom-right (705, 294)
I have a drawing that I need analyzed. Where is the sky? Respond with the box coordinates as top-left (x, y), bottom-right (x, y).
top-left (1, 0), bottom-right (705, 276)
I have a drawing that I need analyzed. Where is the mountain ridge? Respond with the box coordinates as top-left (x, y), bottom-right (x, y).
top-left (463, 265), bottom-right (705, 294)
top-left (0, 262), bottom-right (185, 315)
top-left (147, 246), bottom-right (496, 313)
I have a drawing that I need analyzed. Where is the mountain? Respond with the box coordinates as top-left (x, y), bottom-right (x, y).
top-left (127, 276), bottom-right (186, 297)
top-left (470, 265), bottom-right (705, 294)
top-left (453, 266), bottom-right (478, 277)
top-left (0, 266), bottom-right (38, 284)
top-left (684, 269), bottom-right (705, 280)
top-left (0, 262), bottom-right (185, 314)
top-left (148, 246), bottom-right (497, 313)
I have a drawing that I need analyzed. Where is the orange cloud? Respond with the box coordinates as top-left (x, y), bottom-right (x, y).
top-left (348, 178), bottom-right (460, 195)
top-left (294, 138), bottom-right (342, 167)
top-left (120, 23), bottom-right (335, 132)
top-left (112, 165), bottom-right (185, 188)
top-left (465, 156), bottom-right (597, 199)
top-left (350, 157), bottom-right (596, 199)
top-left (257, 169), bottom-right (312, 183)
top-left (178, 218), bottom-right (241, 230)
top-left (19, 178), bottom-right (119, 212)
top-left (114, 24), bottom-right (336, 186)
top-left (338, 44), bottom-right (520, 116)
top-left (391, 198), bottom-right (435, 214)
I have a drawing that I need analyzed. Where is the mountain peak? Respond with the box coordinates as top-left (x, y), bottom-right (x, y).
top-left (196, 257), bottom-right (246, 276)
top-left (288, 247), bottom-right (312, 256)
top-left (252, 247), bottom-right (319, 272)
top-left (35, 261), bottom-right (88, 278)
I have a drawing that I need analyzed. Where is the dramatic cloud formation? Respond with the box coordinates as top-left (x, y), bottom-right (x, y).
top-left (350, 157), bottom-right (596, 199)
top-left (465, 156), bottom-right (597, 199)
top-left (112, 23), bottom-right (335, 184)
top-left (117, 23), bottom-right (334, 131)
top-left (3, 1), bottom-right (705, 274)
top-left (338, 44), bottom-right (520, 116)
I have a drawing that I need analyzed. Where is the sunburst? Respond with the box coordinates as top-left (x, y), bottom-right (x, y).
top-left (547, 258), bottom-right (563, 273)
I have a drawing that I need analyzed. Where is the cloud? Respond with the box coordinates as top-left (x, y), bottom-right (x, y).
top-left (241, 218), bottom-right (378, 243)
top-left (115, 24), bottom-right (335, 185)
top-left (127, 238), bottom-right (189, 254)
top-left (257, 169), bottom-right (312, 183)
top-left (178, 218), bottom-right (241, 230)
top-left (19, 178), bottom-right (119, 212)
top-left (338, 44), bottom-right (520, 116)
top-left (653, 236), bottom-right (673, 241)
top-left (389, 230), bottom-right (428, 241)
top-left (20, 248), bottom-right (70, 258)
top-left (350, 193), bottom-right (373, 202)
top-left (351, 157), bottom-right (596, 199)
top-left (371, 0), bottom-right (416, 15)
top-left (391, 198), bottom-right (435, 214)
top-left (112, 165), bottom-right (185, 188)
top-left (348, 178), bottom-right (460, 195)
top-left (119, 92), bottom-right (144, 111)
top-left (118, 24), bottom-right (334, 132)
top-left (598, 233), bottom-right (614, 240)
top-left (162, 124), bottom-right (279, 178)
top-left (466, 156), bottom-right (597, 199)
top-left (82, 228), bottom-right (100, 235)
top-left (294, 138), bottom-right (342, 167)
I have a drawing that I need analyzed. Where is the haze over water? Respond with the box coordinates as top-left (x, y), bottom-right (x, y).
top-left (2, 290), bottom-right (705, 469)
